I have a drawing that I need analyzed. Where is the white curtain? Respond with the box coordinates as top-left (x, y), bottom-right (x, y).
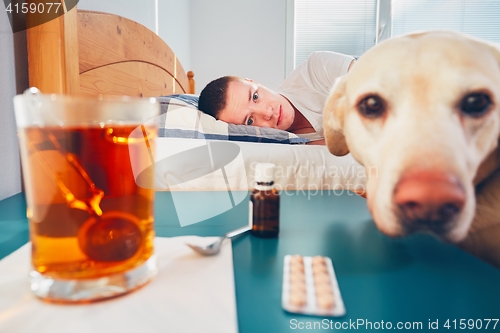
top-left (392, 0), bottom-right (500, 43)
top-left (294, 0), bottom-right (500, 70)
top-left (294, 0), bottom-right (377, 67)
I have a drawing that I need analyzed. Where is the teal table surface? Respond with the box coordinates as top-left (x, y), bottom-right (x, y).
top-left (1, 191), bottom-right (499, 333)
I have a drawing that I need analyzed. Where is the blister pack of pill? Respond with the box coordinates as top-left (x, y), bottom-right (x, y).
top-left (282, 255), bottom-right (345, 317)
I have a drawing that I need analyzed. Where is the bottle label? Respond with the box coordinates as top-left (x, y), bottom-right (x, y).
top-left (254, 184), bottom-right (273, 191)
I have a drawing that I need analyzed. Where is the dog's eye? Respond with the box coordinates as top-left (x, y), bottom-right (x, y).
top-left (358, 95), bottom-right (385, 118)
top-left (460, 93), bottom-right (491, 117)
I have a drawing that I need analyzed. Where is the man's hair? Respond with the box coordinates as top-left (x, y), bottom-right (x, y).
top-left (198, 76), bottom-right (239, 119)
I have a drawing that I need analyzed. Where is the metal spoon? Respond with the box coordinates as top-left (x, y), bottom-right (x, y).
top-left (186, 225), bottom-right (251, 256)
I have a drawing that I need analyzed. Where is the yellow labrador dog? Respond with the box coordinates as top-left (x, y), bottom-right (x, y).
top-left (324, 31), bottom-right (500, 267)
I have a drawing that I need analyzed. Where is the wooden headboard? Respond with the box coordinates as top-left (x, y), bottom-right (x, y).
top-left (26, 6), bottom-right (195, 97)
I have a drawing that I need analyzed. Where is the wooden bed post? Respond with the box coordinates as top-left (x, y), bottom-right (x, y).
top-left (187, 71), bottom-right (195, 94)
top-left (26, 1), bottom-right (80, 95)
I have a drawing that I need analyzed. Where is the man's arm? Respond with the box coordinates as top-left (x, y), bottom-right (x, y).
top-left (307, 51), bottom-right (356, 94)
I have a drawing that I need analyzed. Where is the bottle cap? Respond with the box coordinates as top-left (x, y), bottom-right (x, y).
top-left (254, 163), bottom-right (276, 183)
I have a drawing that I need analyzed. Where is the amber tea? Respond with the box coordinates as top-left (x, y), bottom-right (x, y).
top-left (14, 91), bottom-right (160, 302)
top-left (20, 125), bottom-right (157, 280)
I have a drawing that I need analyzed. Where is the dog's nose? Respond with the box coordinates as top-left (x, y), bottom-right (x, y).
top-left (394, 170), bottom-right (465, 228)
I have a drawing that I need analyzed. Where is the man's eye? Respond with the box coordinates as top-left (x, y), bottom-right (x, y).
top-left (252, 92), bottom-right (259, 102)
top-left (246, 117), bottom-right (254, 126)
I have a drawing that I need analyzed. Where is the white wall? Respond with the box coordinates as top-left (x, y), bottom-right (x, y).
top-left (190, 0), bottom-right (288, 93)
top-left (78, 0), bottom-right (157, 33)
top-left (159, 0), bottom-right (191, 73)
top-left (76, 0), bottom-right (287, 92)
top-left (0, 12), bottom-right (25, 200)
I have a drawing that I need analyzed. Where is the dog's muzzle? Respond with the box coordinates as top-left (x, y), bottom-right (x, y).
top-left (393, 170), bottom-right (466, 234)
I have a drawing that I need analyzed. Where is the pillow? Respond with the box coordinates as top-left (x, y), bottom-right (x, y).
top-left (157, 95), bottom-right (309, 144)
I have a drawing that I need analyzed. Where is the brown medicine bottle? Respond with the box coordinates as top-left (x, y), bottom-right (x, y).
top-left (250, 163), bottom-right (280, 238)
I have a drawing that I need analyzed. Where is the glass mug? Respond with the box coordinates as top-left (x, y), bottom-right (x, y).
top-left (14, 89), bottom-right (160, 302)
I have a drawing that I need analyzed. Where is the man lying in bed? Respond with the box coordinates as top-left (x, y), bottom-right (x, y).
top-left (198, 51), bottom-right (355, 145)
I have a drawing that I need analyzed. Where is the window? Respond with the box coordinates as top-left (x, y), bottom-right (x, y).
top-left (392, 0), bottom-right (500, 43)
top-left (293, 0), bottom-right (377, 68)
top-left (290, 0), bottom-right (500, 71)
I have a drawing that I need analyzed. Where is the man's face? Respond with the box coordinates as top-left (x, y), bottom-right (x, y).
top-left (218, 79), bottom-right (295, 131)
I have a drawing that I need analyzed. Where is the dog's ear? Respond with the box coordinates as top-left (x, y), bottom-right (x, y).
top-left (486, 41), bottom-right (500, 64)
top-left (485, 41), bottom-right (500, 140)
top-left (324, 76), bottom-right (350, 156)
